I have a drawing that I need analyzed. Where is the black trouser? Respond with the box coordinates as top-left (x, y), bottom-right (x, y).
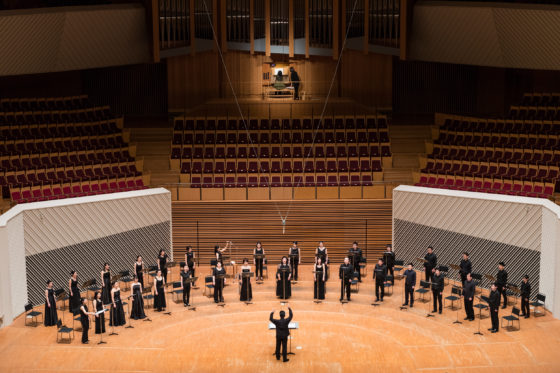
top-left (497, 285), bottom-right (507, 307)
top-left (404, 284), bottom-right (414, 306)
top-left (162, 267), bottom-right (168, 283)
top-left (293, 83), bottom-right (300, 99)
top-left (340, 279), bottom-right (351, 300)
top-left (490, 307), bottom-right (499, 330)
top-left (81, 320), bottom-right (89, 343)
top-left (464, 297), bottom-right (474, 319)
top-left (388, 266), bottom-right (394, 284)
top-left (460, 273), bottom-right (467, 287)
top-left (521, 297), bottom-right (530, 316)
top-left (214, 281), bottom-right (224, 302)
top-left (432, 290), bottom-right (442, 312)
top-left (276, 336), bottom-right (288, 360)
top-left (375, 279), bottom-right (385, 300)
top-left (183, 285), bottom-right (190, 305)
top-left (290, 257), bottom-right (299, 281)
top-left (255, 259), bottom-right (264, 279)
top-left (353, 260), bottom-right (361, 281)
top-left (189, 264), bottom-right (195, 279)
top-left (425, 267), bottom-right (432, 282)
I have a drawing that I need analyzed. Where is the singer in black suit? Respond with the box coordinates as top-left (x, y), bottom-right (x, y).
top-left (488, 283), bottom-right (500, 333)
top-left (339, 257), bottom-right (353, 301)
top-left (403, 263), bottom-right (416, 307)
top-left (373, 259), bottom-right (387, 302)
top-left (462, 273), bottom-right (475, 321)
top-left (270, 307), bottom-right (293, 362)
top-left (459, 252), bottom-right (472, 286)
top-left (424, 246), bottom-right (437, 282)
top-left (520, 275), bottom-right (531, 318)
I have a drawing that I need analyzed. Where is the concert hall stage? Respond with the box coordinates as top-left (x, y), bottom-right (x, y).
top-left (0, 265), bottom-right (559, 372)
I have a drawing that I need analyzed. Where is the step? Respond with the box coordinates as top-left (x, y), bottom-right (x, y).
top-left (143, 156), bottom-right (172, 172)
top-left (136, 142), bottom-right (171, 156)
top-left (390, 138), bottom-right (426, 153)
top-left (382, 169), bottom-right (414, 183)
top-left (150, 172), bottom-right (180, 186)
top-left (391, 153), bottom-right (421, 168)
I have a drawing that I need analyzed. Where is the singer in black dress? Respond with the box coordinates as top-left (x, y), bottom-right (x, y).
top-left (158, 250), bottom-right (169, 283)
top-left (68, 271), bottom-right (81, 313)
top-left (130, 276), bottom-right (146, 319)
top-left (154, 270), bottom-right (167, 311)
top-left (101, 263), bottom-right (111, 305)
top-left (314, 259), bottom-right (326, 300)
top-left (180, 265), bottom-right (192, 307)
top-left (289, 241), bottom-right (300, 281)
top-left (134, 256), bottom-right (144, 288)
top-left (109, 282), bottom-right (126, 326)
top-left (79, 298), bottom-right (94, 344)
top-left (93, 291), bottom-right (106, 334)
top-left (316, 241), bottom-right (329, 280)
top-left (239, 258), bottom-right (253, 302)
top-left (254, 242), bottom-right (265, 281)
top-left (186, 246), bottom-right (196, 278)
top-left (44, 280), bottom-right (58, 326)
top-left (213, 261), bottom-right (227, 303)
top-left (276, 257), bottom-right (292, 300)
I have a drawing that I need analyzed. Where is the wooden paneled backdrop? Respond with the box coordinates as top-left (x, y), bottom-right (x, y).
top-left (167, 50), bottom-right (392, 110)
top-left (172, 199), bottom-right (392, 265)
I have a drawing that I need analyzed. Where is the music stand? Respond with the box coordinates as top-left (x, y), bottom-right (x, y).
top-left (124, 294), bottom-right (134, 329)
top-left (289, 254), bottom-right (299, 284)
top-left (448, 264), bottom-right (461, 286)
top-left (185, 277), bottom-right (198, 310)
top-left (474, 295), bottom-right (489, 335)
top-left (420, 280), bottom-right (434, 318)
top-left (216, 274), bottom-right (226, 307)
top-left (278, 267), bottom-right (290, 304)
top-left (450, 287), bottom-right (463, 324)
top-left (163, 282), bottom-right (172, 315)
top-left (268, 321), bottom-right (298, 356)
top-left (141, 286), bottom-right (153, 322)
top-left (254, 254), bottom-right (264, 284)
top-left (239, 272), bottom-right (254, 305)
top-left (54, 288), bottom-right (66, 316)
top-left (506, 283), bottom-right (520, 306)
top-left (96, 308), bottom-right (109, 344)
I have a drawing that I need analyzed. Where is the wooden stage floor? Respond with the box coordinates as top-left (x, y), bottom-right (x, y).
top-left (1, 265), bottom-right (559, 373)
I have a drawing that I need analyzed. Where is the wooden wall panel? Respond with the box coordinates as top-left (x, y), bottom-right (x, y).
top-left (167, 50), bottom-right (392, 109)
top-left (172, 199), bottom-right (392, 266)
top-left (167, 52), bottom-right (220, 111)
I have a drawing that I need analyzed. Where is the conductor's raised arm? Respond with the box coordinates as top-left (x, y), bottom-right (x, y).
top-left (287, 307), bottom-right (293, 322)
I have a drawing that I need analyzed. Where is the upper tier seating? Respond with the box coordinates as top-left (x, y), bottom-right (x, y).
top-left (0, 95), bottom-right (147, 205)
top-left (416, 92), bottom-right (560, 199)
top-left (170, 115), bottom-right (391, 189)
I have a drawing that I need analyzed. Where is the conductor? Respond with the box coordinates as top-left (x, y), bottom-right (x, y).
top-left (270, 307), bottom-right (293, 362)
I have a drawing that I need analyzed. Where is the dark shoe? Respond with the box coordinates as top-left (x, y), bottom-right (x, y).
top-left (376, 298), bottom-right (380, 302)
top-left (432, 309), bottom-right (437, 313)
top-left (520, 313), bottom-right (526, 317)
top-left (276, 356), bottom-right (280, 361)
top-left (469, 318), bottom-right (475, 321)
top-left (410, 305), bottom-right (414, 308)
top-left (283, 359), bottom-right (289, 362)
top-left (464, 317), bottom-right (470, 320)
top-left (83, 341), bottom-right (89, 344)
top-left (491, 329), bottom-right (498, 333)
top-left (184, 304), bottom-right (188, 307)
top-left (488, 328), bottom-right (493, 331)
top-left (524, 315), bottom-right (530, 319)
top-left (501, 306), bottom-right (507, 309)
top-left (380, 298), bottom-right (384, 302)
top-left (402, 303), bottom-right (408, 307)
top-left (439, 310), bottom-right (442, 314)
top-left (339, 298), bottom-right (343, 301)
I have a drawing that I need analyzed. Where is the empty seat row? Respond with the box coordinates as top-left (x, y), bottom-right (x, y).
top-left (508, 106), bottom-right (560, 121)
top-left (422, 160), bottom-right (558, 183)
top-left (520, 93), bottom-right (560, 107)
top-left (429, 144), bottom-right (560, 165)
top-left (436, 131), bottom-right (560, 147)
top-left (0, 95), bottom-right (90, 112)
top-left (173, 130), bottom-right (390, 146)
top-left (10, 177), bottom-right (146, 204)
top-left (190, 174), bottom-right (374, 188)
top-left (0, 135), bottom-right (126, 156)
top-left (0, 107), bottom-right (113, 125)
top-left (174, 116), bottom-right (388, 132)
top-left (0, 120), bottom-right (120, 140)
top-left (441, 118), bottom-right (560, 134)
top-left (181, 159), bottom-right (383, 174)
top-left (0, 148), bottom-right (134, 172)
top-left (416, 174), bottom-right (553, 199)
top-left (172, 144), bottom-right (390, 160)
